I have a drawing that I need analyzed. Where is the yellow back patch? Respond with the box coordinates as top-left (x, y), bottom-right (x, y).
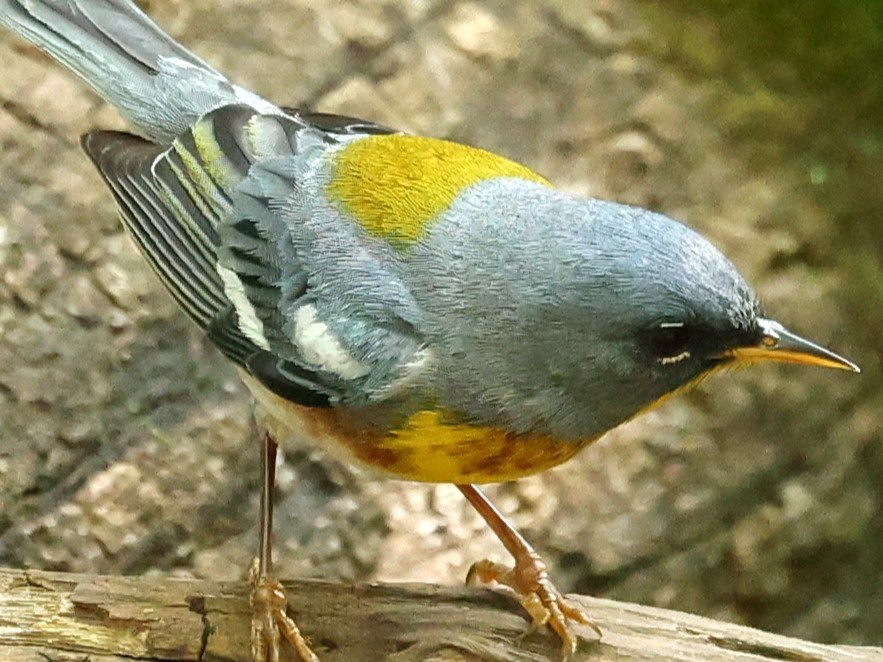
top-left (326, 134), bottom-right (550, 245)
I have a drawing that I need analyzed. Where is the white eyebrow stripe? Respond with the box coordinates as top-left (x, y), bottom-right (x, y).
top-left (659, 321), bottom-right (685, 329)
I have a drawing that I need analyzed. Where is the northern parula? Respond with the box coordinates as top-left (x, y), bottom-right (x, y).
top-left (0, 0), bottom-right (860, 659)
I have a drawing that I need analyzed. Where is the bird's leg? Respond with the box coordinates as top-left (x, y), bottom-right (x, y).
top-left (250, 430), bottom-right (319, 662)
top-left (458, 484), bottom-right (602, 658)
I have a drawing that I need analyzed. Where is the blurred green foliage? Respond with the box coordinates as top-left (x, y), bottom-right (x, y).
top-left (638, 1), bottom-right (883, 347)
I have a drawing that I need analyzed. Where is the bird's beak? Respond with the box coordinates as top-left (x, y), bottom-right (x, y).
top-left (724, 318), bottom-right (860, 373)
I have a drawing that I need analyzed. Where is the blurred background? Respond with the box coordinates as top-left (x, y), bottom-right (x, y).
top-left (0, 0), bottom-right (880, 647)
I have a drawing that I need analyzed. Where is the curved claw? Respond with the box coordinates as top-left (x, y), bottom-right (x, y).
top-left (250, 560), bottom-right (320, 662)
top-left (467, 556), bottom-right (601, 659)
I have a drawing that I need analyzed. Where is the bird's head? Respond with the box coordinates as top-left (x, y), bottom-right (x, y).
top-left (533, 193), bottom-right (860, 439)
top-left (415, 180), bottom-right (859, 441)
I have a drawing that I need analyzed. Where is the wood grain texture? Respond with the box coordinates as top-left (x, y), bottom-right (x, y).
top-left (1, 568), bottom-right (879, 662)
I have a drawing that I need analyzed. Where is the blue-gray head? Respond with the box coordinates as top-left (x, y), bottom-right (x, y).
top-left (411, 179), bottom-right (858, 441)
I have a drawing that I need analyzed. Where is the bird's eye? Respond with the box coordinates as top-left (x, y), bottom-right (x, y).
top-left (646, 323), bottom-right (693, 363)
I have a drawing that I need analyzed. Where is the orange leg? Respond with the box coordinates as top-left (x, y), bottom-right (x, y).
top-left (250, 431), bottom-right (319, 662)
top-left (458, 484), bottom-right (602, 658)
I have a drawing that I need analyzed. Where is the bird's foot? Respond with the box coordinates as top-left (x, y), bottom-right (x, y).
top-left (466, 553), bottom-right (601, 658)
top-left (249, 559), bottom-right (319, 662)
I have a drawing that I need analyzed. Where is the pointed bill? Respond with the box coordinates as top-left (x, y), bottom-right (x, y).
top-left (726, 318), bottom-right (860, 373)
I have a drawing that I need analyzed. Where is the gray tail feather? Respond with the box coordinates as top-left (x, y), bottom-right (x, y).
top-left (0, 0), bottom-right (244, 141)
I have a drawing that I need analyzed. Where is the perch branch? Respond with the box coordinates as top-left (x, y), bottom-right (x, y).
top-left (0, 568), bottom-right (878, 661)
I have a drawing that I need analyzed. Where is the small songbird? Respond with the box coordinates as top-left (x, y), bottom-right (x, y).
top-left (0, 0), bottom-right (859, 659)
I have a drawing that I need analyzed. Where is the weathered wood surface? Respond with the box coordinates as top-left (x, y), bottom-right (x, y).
top-left (0, 568), bottom-right (879, 661)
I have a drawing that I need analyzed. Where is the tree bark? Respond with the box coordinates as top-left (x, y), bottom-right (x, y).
top-left (0, 568), bottom-right (878, 662)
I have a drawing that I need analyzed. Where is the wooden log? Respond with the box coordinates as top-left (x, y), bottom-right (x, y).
top-left (0, 568), bottom-right (879, 661)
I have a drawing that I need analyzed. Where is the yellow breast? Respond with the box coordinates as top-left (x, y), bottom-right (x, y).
top-left (240, 372), bottom-right (588, 484)
top-left (366, 409), bottom-right (589, 483)
top-left (325, 134), bottom-right (550, 246)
